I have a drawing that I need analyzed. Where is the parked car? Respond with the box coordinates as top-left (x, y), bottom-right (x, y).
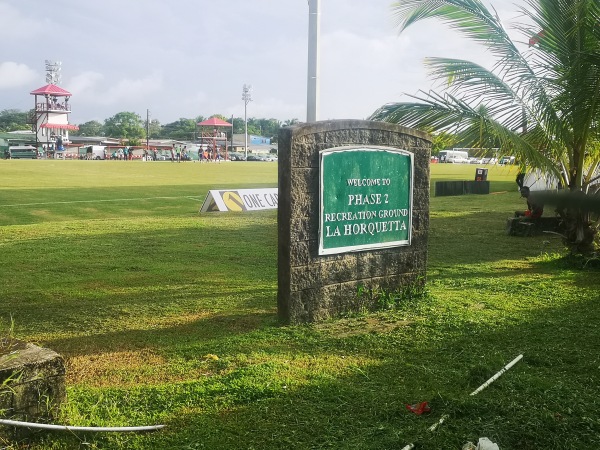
top-left (482, 157), bottom-right (498, 164)
top-left (229, 152), bottom-right (245, 161)
top-left (499, 156), bottom-right (516, 165)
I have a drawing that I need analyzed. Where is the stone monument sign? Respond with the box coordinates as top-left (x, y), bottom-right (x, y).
top-left (278, 120), bottom-right (431, 324)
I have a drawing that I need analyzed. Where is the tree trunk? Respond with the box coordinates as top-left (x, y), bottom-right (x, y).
top-left (557, 193), bottom-right (597, 255)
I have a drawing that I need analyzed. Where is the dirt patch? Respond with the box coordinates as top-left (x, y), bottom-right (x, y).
top-left (66, 349), bottom-right (167, 385)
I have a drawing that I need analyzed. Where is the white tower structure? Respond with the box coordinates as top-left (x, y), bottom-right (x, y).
top-left (30, 61), bottom-right (78, 156)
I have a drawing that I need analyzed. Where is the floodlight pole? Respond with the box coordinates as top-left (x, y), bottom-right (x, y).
top-left (307, 0), bottom-right (320, 122)
top-left (242, 84), bottom-right (252, 159)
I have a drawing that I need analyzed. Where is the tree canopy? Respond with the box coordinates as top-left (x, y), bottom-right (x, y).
top-left (0, 109), bottom-right (30, 132)
top-left (1, 108), bottom-right (300, 142)
top-left (76, 120), bottom-right (103, 137)
top-left (371, 0), bottom-right (600, 252)
top-left (103, 112), bottom-right (145, 140)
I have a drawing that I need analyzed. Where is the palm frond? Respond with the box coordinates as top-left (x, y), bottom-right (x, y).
top-left (390, 0), bottom-right (562, 142)
top-left (424, 58), bottom-right (523, 125)
top-left (392, 0), bottom-right (519, 63)
top-left (379, 0), bottom-right (600, 191)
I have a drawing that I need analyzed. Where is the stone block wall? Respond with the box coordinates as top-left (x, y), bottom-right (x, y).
top-left (0, 340), bottom-right (65, 421)
top-left (278, 120), bottom-right (431, 324)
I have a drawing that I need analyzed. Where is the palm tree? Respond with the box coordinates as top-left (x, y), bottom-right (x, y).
top-left (370, 0), bottom-right (600, 254)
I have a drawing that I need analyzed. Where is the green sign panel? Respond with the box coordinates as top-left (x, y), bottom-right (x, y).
top-left (319, 146), bottom-right (413, 255)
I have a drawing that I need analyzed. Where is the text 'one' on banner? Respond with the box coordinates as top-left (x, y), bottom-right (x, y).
top-left (200, 188), bottom-right (278, 212)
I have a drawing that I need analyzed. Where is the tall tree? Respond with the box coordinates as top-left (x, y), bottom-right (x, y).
top-left (431, 131), bottom-right (459, 156)
top-left (163, 118), bottom-right (198, 141)
top-left (252, 118), bottom-right (281, 140)
top-left (371, 0), bottom-right (600, 253)
top-left (0, 109), bottom-right (29, 132)
top-left (104, 112), bottom-right (145, 140)
top-left (245, 118), bottom-right (261, 136)
top-left (148, 119), bottom-right (162, 139)
top-left (282, 118), bottom-right (300, 127)
top-left (73, 120), bottom-right (103, 137)
top-left (209, 114), bottom-right (229, 122)
top-left (232, 117), bottom-right (246, 134)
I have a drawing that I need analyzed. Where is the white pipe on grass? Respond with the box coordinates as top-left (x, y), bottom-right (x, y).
top-left (427, 413), bottom-right (449, 432)
top-left (470, 354), bottom-right (523, 396)
top-left (400, 354), bottom-right (524, 449)
top-left (0, 419), bottom-right (165, 433)
top-left (400, 414), bottom-right (449, 450)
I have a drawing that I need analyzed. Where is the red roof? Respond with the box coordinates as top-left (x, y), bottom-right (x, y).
top-left (40, 123), bottom-right (79, 131)
top-left (197, 117), bottom-right (232, 127)
top-left (30, 84), bottom-right (72, 96)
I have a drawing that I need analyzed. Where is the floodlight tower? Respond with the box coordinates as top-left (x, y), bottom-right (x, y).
top-left (45, 60), bottom-right (62, 85)
top-left (242, 84), bottom-right (252, 160)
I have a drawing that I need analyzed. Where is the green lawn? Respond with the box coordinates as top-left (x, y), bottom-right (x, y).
top-left (0, 160), bottom-right (598, 449)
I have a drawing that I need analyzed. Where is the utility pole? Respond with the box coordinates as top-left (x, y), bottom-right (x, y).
top-left (230, 114), bottom-right (234, 152)
top-left (146, 109), bottom-right (150, 151)
top-left (242, 84), bottom-right (252, 160)
top-left (307, 0), bottom-right (320, 122)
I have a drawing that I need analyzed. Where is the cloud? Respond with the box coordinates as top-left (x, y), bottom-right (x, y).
top-left (66, 71), bottom-right (105, 96)
top-left (101, 73), bottom-right (164, 105)
top-left (0, 3), bottom-right (46, 39)
top-left (68, 72), bottom-right (164, 106)
top-left (0, 0), bottom-right (523, 125)
top-left (0, 62), bottom-right (38, 89)
top-left (237, 97), bottom-right (305, 122)
top-left (318, 31), bottom-right (413, 118)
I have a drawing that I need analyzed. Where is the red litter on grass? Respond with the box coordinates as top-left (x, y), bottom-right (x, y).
top-left (405, 402), bottom-right (431, 415)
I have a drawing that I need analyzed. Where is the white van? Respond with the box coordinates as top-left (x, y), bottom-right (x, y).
top-left (438, 150), bottom-right (470, 164)
top-left (84, 145), bottom-right (107, 160)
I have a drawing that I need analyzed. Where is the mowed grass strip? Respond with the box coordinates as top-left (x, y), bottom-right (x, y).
top-left (0, 160), bottom-right (598, 449)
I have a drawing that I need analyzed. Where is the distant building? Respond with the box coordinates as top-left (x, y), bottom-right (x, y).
top-left (68, 136), bottom-right (121, 147)
top-left (231, 134), bottom-right (276, 154)
top-left (28, 83), bottom-right (79, 154)
top-left (0, 131), bottom-right (36, 157)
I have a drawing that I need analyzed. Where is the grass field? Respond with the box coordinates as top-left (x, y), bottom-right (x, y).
top-left (0, 160), bottom-right (599, 449)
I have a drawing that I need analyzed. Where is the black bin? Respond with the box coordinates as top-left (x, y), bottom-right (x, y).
top-left (475, 168), bottom-right (488, 182)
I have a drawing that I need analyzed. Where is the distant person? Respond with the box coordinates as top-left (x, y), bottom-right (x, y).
top-left (515, 186), bottom-right (544, 219)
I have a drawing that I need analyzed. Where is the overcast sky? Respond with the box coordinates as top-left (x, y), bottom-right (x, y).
top-left (0, 0), bottom-right (523, 126)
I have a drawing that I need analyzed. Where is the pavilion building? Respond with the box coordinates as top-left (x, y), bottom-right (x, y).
top-left (29, 83), bottom-right (79, 154)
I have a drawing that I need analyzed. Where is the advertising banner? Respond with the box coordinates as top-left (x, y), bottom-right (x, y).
top-left (200, 188), bottom-right (278, 212)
